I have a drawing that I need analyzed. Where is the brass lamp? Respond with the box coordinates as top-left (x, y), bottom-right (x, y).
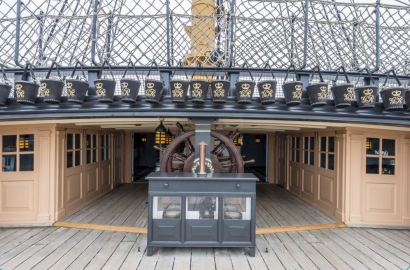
top-left (142, 134), bottom-right (147, 142)
top-left (155, 121), bottom-right (167, 147)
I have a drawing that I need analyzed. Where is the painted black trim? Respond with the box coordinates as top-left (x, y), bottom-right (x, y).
top-left (0, 95), bottom-right (409, 126)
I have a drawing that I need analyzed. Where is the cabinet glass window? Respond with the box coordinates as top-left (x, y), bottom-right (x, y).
top-left (186, 197), bottom-right (218, 220)
top-left (366, 138), bottom-right (395, 175)
top-left (303, 136), bottom-right (314, 165)
top-left (101, 135), bottom-right (110, 161)
top-left (2, 134), bottom-right (34, 172)
top-left (319, 136), bottom-right (335, 170)
top-left (86, 134), bottom-right (98, 164)
top-left (290, 137), bottom-right (300, 162)
top-left (67, 133), bottom-right (81, 168)
top-left (223, 197), bottom-right (251, 220)
top-left (153, 196), bottom-right (181, 219)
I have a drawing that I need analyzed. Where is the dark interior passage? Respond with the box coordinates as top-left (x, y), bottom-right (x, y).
top-left (241, 134), bottom-right (267, 181)
top-left (133, 133), bottom-right (157, 181)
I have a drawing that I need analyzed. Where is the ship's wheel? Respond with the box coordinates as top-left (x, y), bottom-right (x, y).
top-left (155, 123), bottom-right (254, 173)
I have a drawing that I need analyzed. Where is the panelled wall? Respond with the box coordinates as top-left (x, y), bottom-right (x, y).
top-left (55, 128), bottom-right (125, 220)
top-left (0, 124), bottom-right (125, 225)
top-left (274, 131), bottom-right (345, 221)
top-left (0, 126), bottom-right (56, 224)
top-left (345, 128), bottom-right (409, 227)
top-left (275, 128), bottom-right (410, 227)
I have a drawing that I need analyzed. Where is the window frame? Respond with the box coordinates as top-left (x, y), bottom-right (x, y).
top-left (86, 133), bottom-right (98, 164)
top-left (1, 133), bottom-right (35, 172)
top-left (290, 136), bottom-right (300, 163)
top-left (66, 132), bottom-right (82, 168)
top-left (365, 137), bottom-right (396, 175)
top-left (101, 134), bottom-right (110, 161)
top-left (319, 136), bottom-right (335, 170)
top-left (303, 136), bottom-right (315, 166)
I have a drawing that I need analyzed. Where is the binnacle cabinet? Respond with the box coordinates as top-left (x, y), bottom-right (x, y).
top-left (146, 172), bottom-right (258, 257)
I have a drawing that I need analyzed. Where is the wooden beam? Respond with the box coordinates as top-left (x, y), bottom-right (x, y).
top-left (53, 221), bottom-right (148, 234)
top-left (255, 223), bottom-right (347, 235)
top-left (53, 221), bottom-right (345, 236)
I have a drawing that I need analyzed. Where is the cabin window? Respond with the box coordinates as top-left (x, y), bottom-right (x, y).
top-left (2, 134), bottom-right (34, 172)
top-left (303, 136), bottom-right (315, 165)
top-left (366, 138), bottom-right (395, 175)
top-left (290, 137), bottom-right (300, 162)
top-left (86, 134), bottom-right (98, 164)
top-left (319, 136), bottom-right (335, 170)
top-left (67, 133), bottom-right (82, 168)
top-left (101, 134), bottom-right (110, 161)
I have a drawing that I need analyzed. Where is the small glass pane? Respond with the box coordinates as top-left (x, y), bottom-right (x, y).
top-left (310, 137), bottom-right (314, 150)
top-left (2, 155), bottom-right (16, 171)
top-left (320, 153), bottom-right (326, 168)
top-left (304, 137), bottom-right (308, 150)
top-left (20, 154), bottom-right (34, 171)
top-left (87, 150), bottom-right (91, 164)
top-left (320, 137), bottom-right (327, 152)
top-left (382, 158), bottom-right (395, 175)
top-left (93, 135), bottom-right (97, 148)
top-left (19, 134), bottom-right (34, 152)
top-left (67, 152), bottom-right (73, 168)
top-left (86, 135), bottom-right (91, 149)
top-left (186, 197), bottom-right (218, 220)
top-left (67, 134), bottom-right (73, 150)
top-left (382, 139), bottom-right (395, 156)
top-left (223, 197), bottom-right (251, 220)
top-left (309, 152), bottom-right (314, 166)
top-left (93, 149), bottom-right (97, 163)
top-left (296, 137), bottom-right (300, 149)
top-left (303, 151), bottom-right (308, 164)
top-left (106, 148), bottom-right (109, 160)
top-left (101, 149), bottom-right (105, 161)
top-left (75, 151), bottom-right (81, 166)
top-left (153, 196), bottom-right (181, 219)
top-left (328, 137), bottom-right (335, 153)
top-left (75, 134), bottom-right (81, 149)
top-left (3, 135), bottom-right (17, 152)
top-left (101, 135), bottom-right (105, 147)
top-left (295, 150), bottom-right (300, 162)
top-left (328, 154), bottom-right (334, 170)
top-left (291, 137), bottom-right (295, 148)
top-left (366, 157), bottom-right (379, 174)
top-left (106, 135), bottom-right (109, 146)
top-left (291, 150), bottom-right (294, 162)
top-left (366, 138), bottom-right (380, 155)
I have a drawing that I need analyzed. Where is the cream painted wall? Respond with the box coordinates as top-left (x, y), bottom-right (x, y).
top-left (0, 125), bottom-right (124, 225)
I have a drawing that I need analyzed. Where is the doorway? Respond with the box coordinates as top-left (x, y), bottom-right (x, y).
top-left (133, 133), bottom-right (157, 181)
top-left (241, 134), bottom-right (267, 181)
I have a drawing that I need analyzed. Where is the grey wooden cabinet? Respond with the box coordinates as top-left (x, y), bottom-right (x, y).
top-left (146, 173), bottom-right (258, 257)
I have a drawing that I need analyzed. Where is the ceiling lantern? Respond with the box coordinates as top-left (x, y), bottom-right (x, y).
top-left (142, 134), bottom-right (147, 142)
top-left (233, 130), bottom-right (242, 146)
top-left (155, 121), bottom-right (167, 147)
top-left (255, 135), bottom-right (261, 143)
top-left (166, 129), bottom-right (173, 145)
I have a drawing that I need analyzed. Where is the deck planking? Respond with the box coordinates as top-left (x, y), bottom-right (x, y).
top-left (0, 183), bottom-right (409, 269)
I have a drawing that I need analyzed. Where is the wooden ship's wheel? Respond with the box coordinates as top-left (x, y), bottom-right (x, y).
top-left (155, 123), bottom-right (254, 173)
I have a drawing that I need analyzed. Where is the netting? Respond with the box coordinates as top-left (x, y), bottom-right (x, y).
top-left (0, 0), bottom-right (409, 73)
